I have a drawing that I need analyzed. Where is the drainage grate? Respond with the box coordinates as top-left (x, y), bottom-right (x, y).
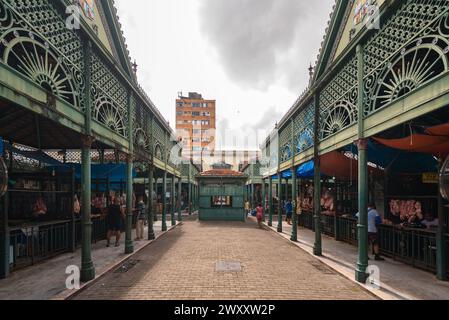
top-left (308, 261), bottom-right (335, 275)
top-left (114, 260), bottom-right (141, 274)
top-left (215, 261), bottom-right (242, 272)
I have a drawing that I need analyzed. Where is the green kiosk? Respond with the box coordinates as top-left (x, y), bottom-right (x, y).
top-left (197, 163), bottom-right (248, 222)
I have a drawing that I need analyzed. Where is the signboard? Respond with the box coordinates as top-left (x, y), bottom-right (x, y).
top-left (78, 0), bottom-right (95, 20)
top-left (350, 0), bottom-right (379, 40)
top-left (423, 172), bottom-right (438, 184)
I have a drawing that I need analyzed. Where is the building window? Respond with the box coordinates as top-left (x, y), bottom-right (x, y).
top-left (192, 112), bottom-right (200, 117)
top-left (211, 196), bottom-right (232, 207)
top-left (177, 102), bottom-right (184, 108)
top-left (192, 103), bottom-right (201, 108)
top-left (203, 103), bottom-right (208, 108)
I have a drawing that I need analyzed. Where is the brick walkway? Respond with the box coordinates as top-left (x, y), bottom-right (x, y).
top-left (74, 219), bottom-right (376, 300)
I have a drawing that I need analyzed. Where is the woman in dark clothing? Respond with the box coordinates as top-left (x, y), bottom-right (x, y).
top-left (106, 198), bottom-right (123, 247)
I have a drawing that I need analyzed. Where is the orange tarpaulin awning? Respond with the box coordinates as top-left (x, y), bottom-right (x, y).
top-left (320, 151), bottom-right (382, 179)
top-left (374, 129), bottom-right (449, 158)
top-left (425, 123), bottom-right (449, 136)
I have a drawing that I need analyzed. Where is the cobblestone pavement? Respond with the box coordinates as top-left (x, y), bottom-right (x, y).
top-left (74, 219), bottom-right (376, 300)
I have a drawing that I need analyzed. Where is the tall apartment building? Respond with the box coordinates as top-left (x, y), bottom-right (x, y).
top-left (176, 92), bottom-right (216, 161)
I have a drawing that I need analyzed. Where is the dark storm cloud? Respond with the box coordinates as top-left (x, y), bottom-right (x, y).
top-left (199, 0), bottom-right (334, 91)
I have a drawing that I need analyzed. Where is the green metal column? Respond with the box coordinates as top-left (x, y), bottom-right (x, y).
top-left (125, 87), bottom-right (134, 255)
top-left (188, 164), bottom-right (192, 215)
top-left (125, 155), bottom-right (134, 254)
top-left (171, 175), bottom-right (176, 226)
top-left (313, 155), bottom-right (322, 256)
top-left (437, 159), bottom-right (447, 280)
top-left (162, 171), bottom-right (167, 232)
top-left (356, 139), bottom-right (369, 282)
top-left (147, 163), bottom-right (155, 240)
top-left (355, 43), bottom-right (369, 283)
top-left (80, 39), bottom-right (95, 282)
top-left (313, 91), bottom-right (322, 257)
top-left (262, 179), bottom-right (266, 220)
top-left (291, 166), bottom-right (298, 242)
top-left (0, 189), bottom-right (9, 279)
top-left (81, 138), bottom-right (95, 282)
top-left (154, 177), bottom-right (159, 222)
top-left (277, 173), bottom-right (282, 233)
top-left (177, 177), bottom-right (183, 222)
top-left (269, 176), bottom-right (273, 227)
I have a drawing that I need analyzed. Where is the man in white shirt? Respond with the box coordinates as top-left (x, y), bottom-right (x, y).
top-left (356, 203), bottom-right (385, 261)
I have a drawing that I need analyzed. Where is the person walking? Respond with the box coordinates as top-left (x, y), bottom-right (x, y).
top-left (135, 196), bottom-right (146, 241)
top-left (356, 203), bottom-right (385, 261)
top-left (106, 197), bottom-right (123, 247)
top-left (285, 199), bottom-right (293, 225)
top-left (245, 200), bottom-right (251, 216)
top-left (256, 203), bottom-right (264, 229)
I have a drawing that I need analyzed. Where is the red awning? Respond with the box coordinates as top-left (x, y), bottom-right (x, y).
top-left (320, 151), bottom-right (381, 179)
top-left (374, 123), bottom-right (449, 158)
top-left (425, 123), bottom-right (449, 136)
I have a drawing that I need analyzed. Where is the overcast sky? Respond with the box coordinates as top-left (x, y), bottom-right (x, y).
top-left (115, 0), bottom-right (334, 148)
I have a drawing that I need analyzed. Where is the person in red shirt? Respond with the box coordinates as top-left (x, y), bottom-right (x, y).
top-left (256, 203), bottom-right (264, 229)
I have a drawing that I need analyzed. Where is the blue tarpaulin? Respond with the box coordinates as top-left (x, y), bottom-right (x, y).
top-left (0, 139), bottom-right (3, 155)
top-left (48, 164), bottom-right (137, 181)
top-left (345, 140), bottom-right (438, 173)
top-left (273, 160), bottom-right (316, 180)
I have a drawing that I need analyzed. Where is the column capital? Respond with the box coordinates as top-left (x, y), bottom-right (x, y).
top-left (81, 135), bottom-right (95, 148)
top-left (356, 139), bottom-right (368, 150)
top-left (126, 154), bottom-right (134, 163)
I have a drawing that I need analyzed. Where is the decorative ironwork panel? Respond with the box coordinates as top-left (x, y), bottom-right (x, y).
top-left (0, 1), bottom-right (85, 110)
top-left (364, 2), bottom-right (449, 115)
top-left (152, 119), bottom-right (166, 161)
top-left (91, 49), bottom-right (129, 138)
top-left (279, 121), bottom-right (292, 163)
top-left (364, 0), bottom-right (449, 76)
top-left (293, 101), bottom-right (314, 155)
top-left (133, 96), bottom-right (151, 155)
top-left (319, 56), bottom-right (358, 140)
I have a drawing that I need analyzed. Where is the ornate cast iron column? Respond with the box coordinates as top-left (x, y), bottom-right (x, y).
top-left (356, 139), bottom-right (369, 282)
top-left (147, 162), bottom-right (155, 240)
top-left (81, 136), bottom-right (95, 282)
top-left (162, 171), bottom-right (168, 232)
top-left (437, 158), bottom-right (447, 280)
top-left (277, 172), bottom-right (283, 233)
top-left (355, 44), bottom-right (369, 283)
top-left (269, 176), bottom-right (273, 227)
top-left (171, 175), bottom-right (176, 226)
top-left (313, 92), bottom-right (322, 257)
top-left (291, 166), bottom-right (298, 242)
top-left (80, 39), bottom-right (95, 282)
top-left (125, 154), bottom-right (134, 254)
top-left (177, 176), bottom-right (183, 222)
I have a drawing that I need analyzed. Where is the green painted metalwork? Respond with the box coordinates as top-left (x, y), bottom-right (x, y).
top-left (197, 175), bottom-right (247, 222)
top-left (171, 175), bottom-right (176, 226)
top-left (268, 176), bottom-right (273, 227)
top-left (162, 171), bottom-right (167, 232)
top-left (277, 173), bottom-right (282, 233)
top-left (147, 164), bottom-right (155, 240)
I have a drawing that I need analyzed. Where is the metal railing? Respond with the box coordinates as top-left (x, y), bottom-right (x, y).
top-left (378, 225), bottom-right (437, 273)
top-left (337, 217), bottom-right (358, 246)
top-left (10, 221), bottom-right (70, 270)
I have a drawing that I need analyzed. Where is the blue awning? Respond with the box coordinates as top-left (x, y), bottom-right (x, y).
top-left (48, 164), bottom-right (137, 182)
top-left (345, 139), bottom-right (438, 173)
top-left (273, 160), bottom-right (316, 180)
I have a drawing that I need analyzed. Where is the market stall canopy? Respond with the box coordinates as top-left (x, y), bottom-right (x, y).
top-left (346, 139), bottom-right (438, 173)
top-left (48, 164), bottom-right (137, 182)
top-left (374, 123), bottom-right (449, 159)
top-left (276, 151), bottom-right (375, 180)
